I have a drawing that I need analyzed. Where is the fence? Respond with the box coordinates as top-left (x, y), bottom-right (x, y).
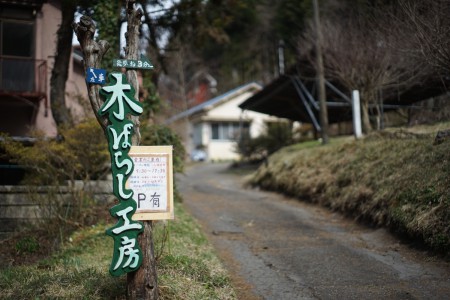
top-left (0, 56), bottom-right (47, 95)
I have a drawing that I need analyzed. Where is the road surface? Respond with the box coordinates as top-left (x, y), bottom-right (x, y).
top-left (177, 163), bottom-right (450, 300)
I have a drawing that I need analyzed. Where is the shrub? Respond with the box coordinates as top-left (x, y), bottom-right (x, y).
top-left (140, 122), bottom-right (186, 203)
top-left (140, 122), bottom-right (186, 174)
top-left (0, 119), bottom-right (110, 242)
top-left (1, 119), bottom-right (109, 185)
top-left (235, 121), bottom-right (295, 163)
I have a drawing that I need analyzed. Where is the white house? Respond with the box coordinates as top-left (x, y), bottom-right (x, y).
top-left (166, 82), bottom-right (285, 161)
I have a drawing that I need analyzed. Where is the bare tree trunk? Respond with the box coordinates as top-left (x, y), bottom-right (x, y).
top-left (72, 17), bottom-right (110, 131)
top-left (313, 0), bottom-right (329, 144)
top-left (361, 99), bottom-right (372, 134)
top-left (176, 44), bottom-right (191, 157)
top-left (50, 1), bottom-right (76, 128)
top-left (127, 221), bottom-right (158, 299)
top-left (125, 1), bottom-right (159, 299)
top-left (124, 0), bottom-right (142, 146)
top-left (74, 3), bottom-right (158, 299)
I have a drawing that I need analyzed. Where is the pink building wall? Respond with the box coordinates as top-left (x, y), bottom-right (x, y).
top-left (33, 1), bottom-right (89, 137)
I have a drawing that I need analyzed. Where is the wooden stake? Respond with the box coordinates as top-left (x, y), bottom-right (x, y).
top-left (74, 1), bottom-right (159, 298)
top-left (125, 1), bottom-right (159, 299)
top-left (127, 221), bottom-right (158, 299)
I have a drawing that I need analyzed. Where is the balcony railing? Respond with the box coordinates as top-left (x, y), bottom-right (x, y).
top-left (0, 56), bottom-right (47, 96)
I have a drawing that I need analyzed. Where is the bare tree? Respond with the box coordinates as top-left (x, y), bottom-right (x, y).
top-left (399, 0), bottom-right (450, 73)
top-left (73, 1), bottom-right (159, 299)
top-left (312, 0), bottom-right (329, 144)
top-left (50, 1), bottom-right (78, 128)
top-left (299, 4), bottom-right (432, 133)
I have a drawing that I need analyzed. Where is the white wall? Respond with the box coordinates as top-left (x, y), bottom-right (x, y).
top-left (208, 139), bottom-right (239, 161)
top-left (204, 91), bottom-right (254, 120)
top-left (176, 84), bottom-right (289, 162)
top-left (196, 89), bottom-right (285, 161)
top-left (240, 109), bottom-right (281, 138)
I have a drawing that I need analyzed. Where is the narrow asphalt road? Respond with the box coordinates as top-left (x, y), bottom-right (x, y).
top-left (177, 163), bottom-right (450, 300)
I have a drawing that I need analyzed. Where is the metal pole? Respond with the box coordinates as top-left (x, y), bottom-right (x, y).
top-left (352, 90), bottom-right (363, 139)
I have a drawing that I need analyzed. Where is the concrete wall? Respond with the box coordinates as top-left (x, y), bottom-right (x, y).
top-left (0, 181), bottom-right (114, 239)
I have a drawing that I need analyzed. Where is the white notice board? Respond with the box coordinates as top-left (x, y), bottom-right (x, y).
top-left (128, 146), bottom-right (174, 220)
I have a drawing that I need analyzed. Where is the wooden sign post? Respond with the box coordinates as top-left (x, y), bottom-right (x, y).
top-left (73, 1), bottom-right (164, 299)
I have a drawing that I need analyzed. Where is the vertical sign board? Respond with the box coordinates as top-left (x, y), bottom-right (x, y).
top-left (99, 72), bottom-right (144, 277)
top-left (128, 146), bottom-right (174, 221)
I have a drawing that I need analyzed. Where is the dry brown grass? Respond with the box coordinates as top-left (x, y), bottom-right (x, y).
top-left (0, 203), bottom-right (236, 299)
top-left (250, 122), bottom-right (450, 256)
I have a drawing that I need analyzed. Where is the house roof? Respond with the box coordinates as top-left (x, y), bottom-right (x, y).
top-left (239, 74), bottom-right (354, 127)
top-left (165, 82), bottom-right (262, 124)
top-left (0, 0), bottom-right (45, 9)
top-left (239, 69), bottom-right (448, 128)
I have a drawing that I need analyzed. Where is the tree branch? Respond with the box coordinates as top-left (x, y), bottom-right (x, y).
top-left (125, 0), bottom-right (144, 146)
top-left (72, 15), bottom-right (110, 132)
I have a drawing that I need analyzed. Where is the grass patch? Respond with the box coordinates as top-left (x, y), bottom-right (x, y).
top-left (249, 122), bottom-right (450, 256)
top-left (157, 202), bottom-right (235, 299)
top-left (0, 202), bottom-right (236, 299)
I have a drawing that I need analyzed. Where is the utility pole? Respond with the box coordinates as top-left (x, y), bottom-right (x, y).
top-left (313, 0), bottom-right (329, 144)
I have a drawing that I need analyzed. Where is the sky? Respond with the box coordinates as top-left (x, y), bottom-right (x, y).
top-left (72, 1), bottom-right (176, 52)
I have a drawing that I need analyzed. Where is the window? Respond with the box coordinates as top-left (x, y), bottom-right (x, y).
top-left (210, 122), bottom-right (250, 140)
top-left (212, 123), bottom-right (220, 140)
top-left (2, 21), bottom-right (33, 57)
top-left (0, 20), bottom-right (35, 91)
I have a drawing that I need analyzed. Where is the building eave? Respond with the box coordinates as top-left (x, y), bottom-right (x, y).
top-left (165, 82), bottom-right (262, 124)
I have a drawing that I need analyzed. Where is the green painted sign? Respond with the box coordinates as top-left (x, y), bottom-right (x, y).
top-left (99, 72), bottom-right (144, 277)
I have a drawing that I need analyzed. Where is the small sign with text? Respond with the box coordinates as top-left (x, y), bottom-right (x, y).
top-left (128, 146), bottom-right (174, 220)
top-left (113, 55), bottom-right (153, 70)
top-left (86, 67), bottom-right (106, 84)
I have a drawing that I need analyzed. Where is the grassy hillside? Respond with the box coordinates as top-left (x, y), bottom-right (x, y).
top-left (0, 202), bottom-right (236, 299)
top-left (249, 122), bottom-right (450, 256)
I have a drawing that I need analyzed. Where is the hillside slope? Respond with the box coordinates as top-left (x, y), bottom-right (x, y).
top-left (249, 123), bottom-right (450, 256)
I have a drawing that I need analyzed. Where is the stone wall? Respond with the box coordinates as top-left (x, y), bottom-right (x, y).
top-left (0, 181), bottom-right (114, 239)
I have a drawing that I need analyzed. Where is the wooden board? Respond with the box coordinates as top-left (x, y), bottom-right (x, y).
top-left (127, 146), bottom-right (174, 220)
